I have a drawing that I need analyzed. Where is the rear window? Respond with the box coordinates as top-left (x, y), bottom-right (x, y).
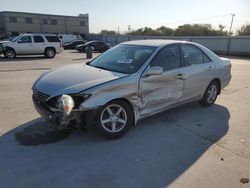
top-left (45, 36), bottom-right (60, 42)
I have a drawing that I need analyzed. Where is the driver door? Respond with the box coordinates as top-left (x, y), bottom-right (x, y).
top-left (139, 44), bottom-right (185, 117)
top-left (15, 36), bottom-right (34, 54)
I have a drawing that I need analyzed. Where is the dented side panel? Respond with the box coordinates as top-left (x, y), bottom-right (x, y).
top-left (80, 75), bottom-right (141, 123)
top-left (139, 69), bottom-right (185, 117)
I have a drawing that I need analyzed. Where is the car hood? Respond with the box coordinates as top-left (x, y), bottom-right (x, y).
top-left (0, 41), bottom-right (10, 45)
top-left (34, 64), bottom-right (128, 97)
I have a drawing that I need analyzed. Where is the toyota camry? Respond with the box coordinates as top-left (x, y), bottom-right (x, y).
top-left (32, 40), bottom-right (231, 138)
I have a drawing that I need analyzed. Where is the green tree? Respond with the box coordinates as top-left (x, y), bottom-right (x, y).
top-left (100, 30), bottom-right (116, 35)
top-left (130, 27), bottom-right (157, 36)
top-left (173, 24), bottom-right (227, 36)
top-left (237, 25), bottom-right (250, 35)
top-left (156, 26), bottom-right (174, 36)
top-left (218, 24), bottom-right (226, 32)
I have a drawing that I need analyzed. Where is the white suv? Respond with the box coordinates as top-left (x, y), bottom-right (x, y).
top-left (1, 33), bottom-right (63, 58)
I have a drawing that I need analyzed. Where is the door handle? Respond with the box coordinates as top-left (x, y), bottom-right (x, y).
top-left (176, 73), bottom-right (185, 80)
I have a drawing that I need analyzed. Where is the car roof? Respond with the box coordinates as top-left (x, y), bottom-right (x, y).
top-left (121, 39), bottom-right (188, 47)
top-left (21, 33), bottom-right (58, 36)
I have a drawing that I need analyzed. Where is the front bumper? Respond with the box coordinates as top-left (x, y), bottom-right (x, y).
top-left (32, 95), bottom-right (98, 129)
top-left (32, 95), bottom-right (60, 125)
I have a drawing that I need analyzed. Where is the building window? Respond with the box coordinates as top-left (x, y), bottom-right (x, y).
top-left (25, 17), bottom-right (33, 24)
top-left (51, 19), bottom-right (57, 25)
top-left (9, 16), bottom-right (17, 23)
top-left (80, 21), bottom-right (85, 27)
top-left (43, 19), bottom-right (48, 24)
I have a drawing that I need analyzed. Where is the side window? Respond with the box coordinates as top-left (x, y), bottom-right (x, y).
top-left (203, 53), bottom-right (212, 63)
top-left (45, 36), bottom-right (60, 42)
top-left (182, 44), bottom-right (204, 65)
top-left (150, 45), bottom-right (181, 71)
top-left (33, 36), bottom-right (44, 43)
top-left (18, 36), bottom-right (32, 43)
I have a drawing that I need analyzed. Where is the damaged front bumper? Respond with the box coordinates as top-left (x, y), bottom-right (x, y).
top-left (32, 95), bottom-right (97, 129)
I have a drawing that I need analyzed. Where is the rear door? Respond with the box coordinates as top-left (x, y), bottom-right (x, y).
top-left (33, 35), bottom-right (46, 54)
top-left (139, 44), bottom-right (186, 116)
top-left (180, 44), bottom-right (214, 100)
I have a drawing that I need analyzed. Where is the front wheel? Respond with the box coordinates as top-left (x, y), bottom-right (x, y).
top-left (4, 49), bottom-right (16, 59)
top-left (199, 81), bottom-right (219, 107)
top-left (95, 100), bottom-right (133, 139)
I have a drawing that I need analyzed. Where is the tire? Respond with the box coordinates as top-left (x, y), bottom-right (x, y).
top-left (4, 49), bottom-right (16, 59)
top-left (95, 100), bottom-right (133, 139)
top-left (45, 48), bottom-right (56, 58)
top-left (199, 80), bottom-right (219, 107)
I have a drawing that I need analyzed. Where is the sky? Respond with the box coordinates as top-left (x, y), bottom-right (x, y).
top-left (0, 0), bottom-right (249, 33)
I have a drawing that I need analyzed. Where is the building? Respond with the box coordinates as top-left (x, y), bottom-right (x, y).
top-left (0, 11), bottom-right (89, 38)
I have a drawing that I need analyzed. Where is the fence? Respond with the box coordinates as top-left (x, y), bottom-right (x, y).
top-left (87, 34), bottom-right (250, 55)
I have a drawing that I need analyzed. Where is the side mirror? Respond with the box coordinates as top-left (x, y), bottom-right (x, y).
top-left (144, 66), bottom-right (163, 77)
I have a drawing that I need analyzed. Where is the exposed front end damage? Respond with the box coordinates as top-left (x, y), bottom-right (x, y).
top-left (0, 43), bottom-right (6, 56)
top-left (32, 90), bottom-right (97, 130)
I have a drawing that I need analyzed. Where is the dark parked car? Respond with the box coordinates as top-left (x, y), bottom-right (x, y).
top-left (75, 41), bottom-right (111, 52)
top-left (63, 40), bottom-right (86, 49)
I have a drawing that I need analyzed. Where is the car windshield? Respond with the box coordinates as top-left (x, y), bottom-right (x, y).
top-left (10, 36), bottom-right (21, 42)
top-left (89, 44), bottom-right (156, 74)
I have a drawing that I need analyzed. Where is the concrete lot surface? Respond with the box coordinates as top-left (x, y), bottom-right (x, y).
top-left (0, 51), bottom-right (249, 188)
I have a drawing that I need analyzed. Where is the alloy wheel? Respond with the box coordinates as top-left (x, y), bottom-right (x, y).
top-left (207, 84), bottom-right (217, 103)
top-left (100, 104), bottom-right (127, 133)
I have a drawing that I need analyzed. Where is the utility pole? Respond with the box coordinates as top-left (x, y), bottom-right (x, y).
top-left (117, 26), bottom-right (120, 34)
top-left (128, 25), bottom-right (131, 34)
top-left (228, 13), bottom-right (235, 36)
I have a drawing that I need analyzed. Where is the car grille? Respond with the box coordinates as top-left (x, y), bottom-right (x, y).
top-left (33, 90), bottom-right (50, 103)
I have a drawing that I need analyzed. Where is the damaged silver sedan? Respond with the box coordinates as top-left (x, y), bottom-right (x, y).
top-left (32, 40), bottom-right (232, 138)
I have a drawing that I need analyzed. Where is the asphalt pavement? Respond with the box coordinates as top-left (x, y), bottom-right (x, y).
top-left (0, 51), bottom-right (249, 188)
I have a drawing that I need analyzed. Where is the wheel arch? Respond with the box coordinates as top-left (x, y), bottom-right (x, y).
top-left (211, 78), bottom-right (221, 95)
top-left (44, 46), bottom-right (56, 53)
top-left (4, 46), bottom-right (16, 53)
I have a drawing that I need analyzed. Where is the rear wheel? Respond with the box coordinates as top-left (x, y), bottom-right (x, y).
top-left (45, 48), bottom-right (56, 58)
top-left (95, 100), bottom-right (133, 139)
top-left (4, 49), bottom-right (16, 59)
top-left (199, 81), bottom-right (219, 107)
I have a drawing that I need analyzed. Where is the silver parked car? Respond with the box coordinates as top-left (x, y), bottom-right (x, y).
top-left (32, 40), bottom-right (231, 138)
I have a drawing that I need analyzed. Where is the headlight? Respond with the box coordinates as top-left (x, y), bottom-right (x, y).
top-left (59, 95), bottom-right (75, 115)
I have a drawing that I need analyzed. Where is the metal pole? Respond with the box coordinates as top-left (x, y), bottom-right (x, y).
top-left (228, 13), bottom-right (235, 36)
